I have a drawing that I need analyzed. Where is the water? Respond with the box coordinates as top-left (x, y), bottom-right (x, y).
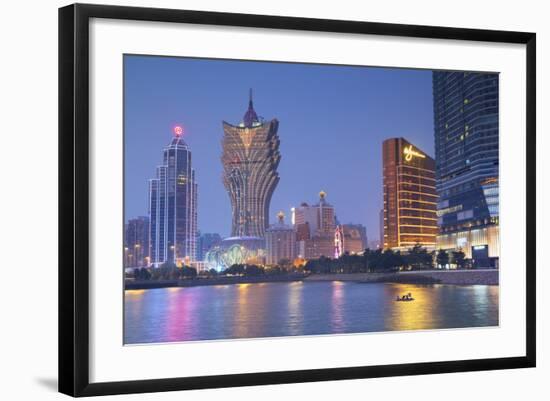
top-left (124, 281), bottom-right (499, 344)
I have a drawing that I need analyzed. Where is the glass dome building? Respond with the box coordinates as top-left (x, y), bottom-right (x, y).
top-left (204, 236), bottom-right (265, 272)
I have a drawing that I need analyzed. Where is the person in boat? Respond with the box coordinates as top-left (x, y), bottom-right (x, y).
top-left (396, 293), bottom-right (414, 301)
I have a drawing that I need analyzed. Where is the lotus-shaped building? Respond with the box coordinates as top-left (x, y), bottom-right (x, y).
top-left (221, 90), bottom-right (280, 238)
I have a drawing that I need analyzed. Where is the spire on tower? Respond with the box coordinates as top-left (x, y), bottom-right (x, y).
top-left (242, 88), bottom-right (259, 128)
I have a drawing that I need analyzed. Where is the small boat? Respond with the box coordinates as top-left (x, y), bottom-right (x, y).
top-left (395, 293), bottom-right (415, 302)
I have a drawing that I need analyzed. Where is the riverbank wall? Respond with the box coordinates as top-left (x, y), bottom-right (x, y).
top-left (125, 274), bottom-right (305, 290)
top-left (304, 269), bottom-right (499, 285)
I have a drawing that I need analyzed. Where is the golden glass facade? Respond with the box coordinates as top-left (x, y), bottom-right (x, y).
top-left (383, 138), bottom-right (438, 249)
top-left (221, 95), bottom-right (280, 238)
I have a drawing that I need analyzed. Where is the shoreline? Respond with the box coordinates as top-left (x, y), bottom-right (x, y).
top-left (305, 269), bottom-right (499, 286)
top-left (125, 269), bottom-right (498, 290)
top-left (125, 274), bottom-right (305, 290)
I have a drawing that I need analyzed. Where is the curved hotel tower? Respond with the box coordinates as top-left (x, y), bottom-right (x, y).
top-left (148, 126), bottom-right (198, 266)
top-left (221, 91), bottom-right (280, 238)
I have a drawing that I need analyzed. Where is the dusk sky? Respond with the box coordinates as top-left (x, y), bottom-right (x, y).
top-left (124, 55), bottom-right (435, 242)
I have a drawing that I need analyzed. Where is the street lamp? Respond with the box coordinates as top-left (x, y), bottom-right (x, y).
top-left (124, 247), bottom-right (129, 267)
top-left (134, 243), bottom-right (141, 266)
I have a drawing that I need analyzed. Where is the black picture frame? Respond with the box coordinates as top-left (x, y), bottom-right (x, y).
top-left (59, 3), bottom-right (536, 397)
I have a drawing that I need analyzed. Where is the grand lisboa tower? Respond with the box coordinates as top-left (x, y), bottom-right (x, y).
top-left (221, 90), bottom-right (281, 238)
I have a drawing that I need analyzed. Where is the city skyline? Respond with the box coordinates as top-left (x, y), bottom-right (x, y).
top-left (123, 55), bottom-right (501, 345)
top-left (124, 55), bottom-right (435, 241)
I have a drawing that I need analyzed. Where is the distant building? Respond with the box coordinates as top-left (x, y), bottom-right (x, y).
top-left (148, 126), bottom-right (198, 267)
top-left (295, 221), bottom-right (311, 241)
top-left (298, 236), bottom-right (334, 260)
top-left (221, 90), bottom-right (280, 238)
top-left (317, 191), bottom-right (336, 235)
top-left (124, 216), bottom-right (149, 268)
top-left (383, 138), bottom-right (438, 250)
top-left (293, 203), bottom-right (318, 240)
top-left (342, 224), bottom-right (367, 254)
top-left (197, 232), bottom-right (222, 261)
top-left (265, 212), bottom-right (296, 265)
top-left (433, 71), bottom-right (499, 266)
top-left (293, 191), bottom-right (336, 238)
top-left (294, 191), bottom-right (337, 259)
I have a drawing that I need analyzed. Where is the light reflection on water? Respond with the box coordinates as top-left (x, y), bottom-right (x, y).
top-left (124, 282), bottom-right (499, 344)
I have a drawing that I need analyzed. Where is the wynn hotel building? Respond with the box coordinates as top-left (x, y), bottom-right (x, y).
top-left (382, 138), bottom-right (438, 250)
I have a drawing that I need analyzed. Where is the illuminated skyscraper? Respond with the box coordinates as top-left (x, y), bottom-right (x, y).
top-left (222, 90), bottom-right (280, 238)
top-left (433, 72), bottom-right (499, 265)
top-left (383, 138), bottom-right (438, 249)
top-left (148, 126), bottom-right (198, 266)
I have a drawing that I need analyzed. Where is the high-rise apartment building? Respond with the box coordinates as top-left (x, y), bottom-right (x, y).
top-left (342, 224), bottom-right (367, 254)
top-left (265, 212), bottom-right (296, 265)
top-left (383, 138), bottom-right (438, 249)
top-left (294, 192), bottom-right (338, 259)
top-left (148, 126), bottom-right (198, 267)
top-left (433, 72), bottom-right (499, 265)
top-left (124, 216), bottom-right (149, 268)
top-left (293, 191), bottom-right (336, 239)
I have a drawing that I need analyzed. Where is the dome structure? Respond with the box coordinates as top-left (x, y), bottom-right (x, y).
top-left (204, 236), bottom-right (266, 272)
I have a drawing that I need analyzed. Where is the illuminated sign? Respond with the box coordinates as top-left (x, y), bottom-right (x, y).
top-left (174, 125), bottom-right (184, 136)
top-left (436, 204), bottom-right (463, 217)
top-left (334, 226), bottom-right (344, 259)
top-left (403, 145), bottom-right (426, 162)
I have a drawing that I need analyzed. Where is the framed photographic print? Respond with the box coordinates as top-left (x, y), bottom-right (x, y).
top-left (58, 3), bottom-right (536, 397)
